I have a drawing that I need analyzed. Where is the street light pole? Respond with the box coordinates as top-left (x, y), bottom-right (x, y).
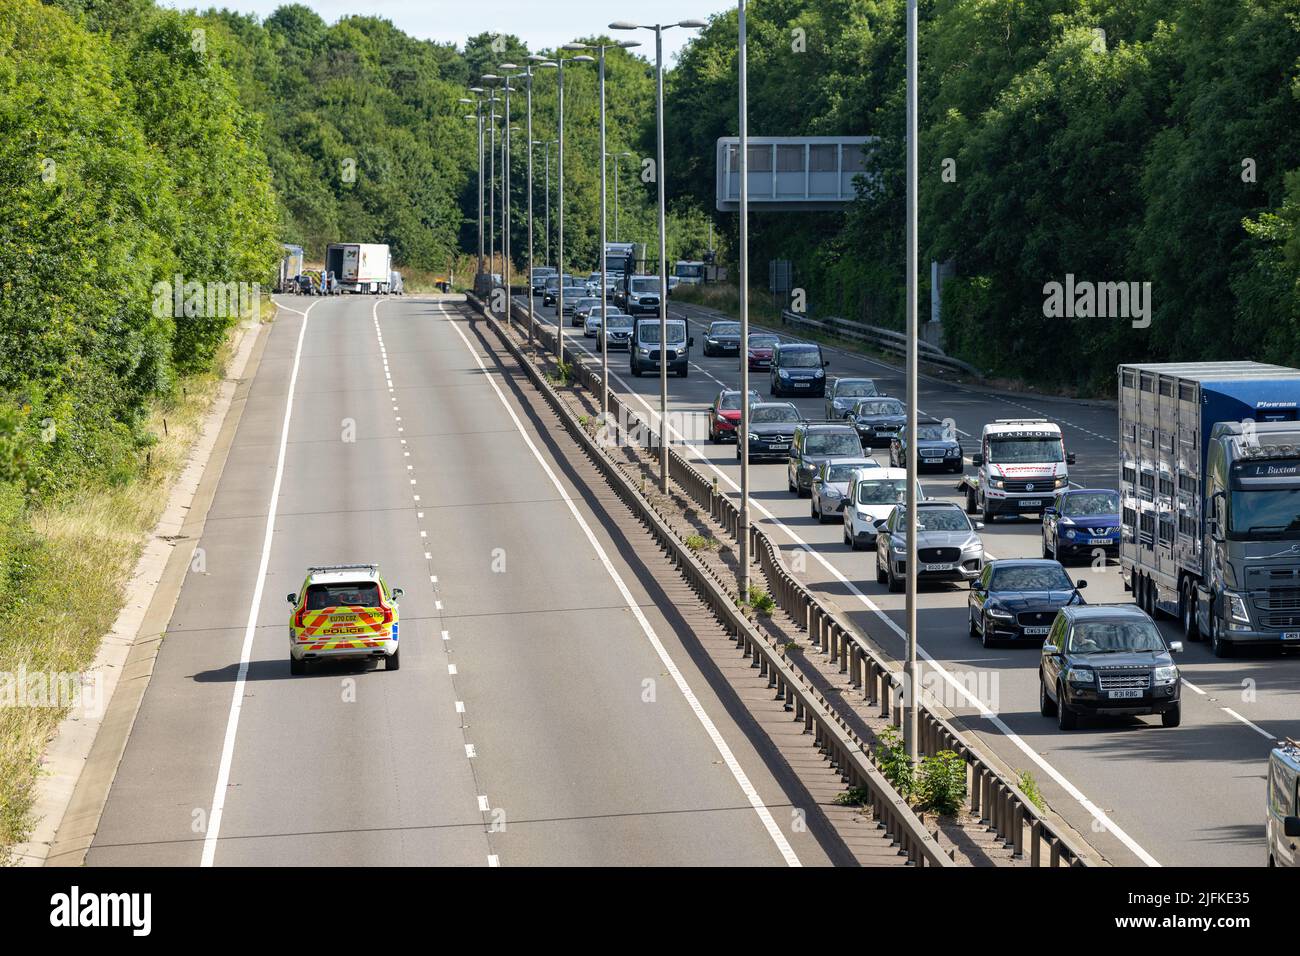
top-left (611, 20), bottom-right (706, 495)
top-left (903, 0), bottom-right (920, 763)
top-left (738, 0), bottom-right (751, 596)
top-left (570, 41), bottom-right (639, 426)
top-left (461, 91), bottom-right (485, 279)
top-left (484, 82), bottom-right (499, 281)
top-left (606, 150), bottom-right (633, 242)
top-left (525, 70), bottom-right (536, 344)
top-left (535, 51), bottom-right (593, 371)
top-left (653, 24), bottom-right (668, 493)
top-left (502, 72), bottom-right (515, 319)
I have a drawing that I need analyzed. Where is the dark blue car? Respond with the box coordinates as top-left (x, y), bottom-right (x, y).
top-left (1042, 488), bottom-right (1120, 562)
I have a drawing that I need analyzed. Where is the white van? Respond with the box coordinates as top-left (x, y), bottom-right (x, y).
top-left (1267, 740), bottom-right (1300, 867)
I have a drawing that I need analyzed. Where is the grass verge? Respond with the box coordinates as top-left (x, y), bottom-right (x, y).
top-left (0, 309), bottom-right (267, 863)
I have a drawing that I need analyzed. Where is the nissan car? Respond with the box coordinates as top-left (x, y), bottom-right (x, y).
top-left (1042, 488), bottom-right (1121, 562)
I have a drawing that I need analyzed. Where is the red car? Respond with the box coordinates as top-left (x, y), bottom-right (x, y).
top-left (708, 388), bottom-right (763, 443)
top-left (747, 333), bottom-right (779, 371)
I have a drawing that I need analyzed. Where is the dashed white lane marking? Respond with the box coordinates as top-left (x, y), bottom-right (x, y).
top-left (1222, 708), bottom-right (1274, 739)
top-left (448, 663), bottom-right (457, 675)
top-left (570, 314), bottom-right (1158, 867)
top-left (442, 630), bottom-right (451, 641)
top-left (202, 298), bottom-right (319, 867)
top-left (1181, 677), bottom-right (1206, 695)
top-left (487, 854), bottom-right (500, 867)
top-left (455, 700), bottom-right (466, 714)
top-left (478, 795), bottom-right (491, 812)
top-left (445, 302), bottom-right (801, 867)
top-left (465, 743), bottom-right (477, 758)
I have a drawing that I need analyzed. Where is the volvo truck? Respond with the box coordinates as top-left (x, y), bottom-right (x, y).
top-left (325, 242), bottom-right (391, 294)
top-left (1119, 361), bottom-right (1300, 656)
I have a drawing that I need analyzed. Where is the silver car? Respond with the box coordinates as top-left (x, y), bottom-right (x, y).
top-left (603, 313), bottom-right (634, 351)
top-left (571, 296), bottom-right (602, 327)
top-left (875, 501), bottom-right (985, 592)
top-left (585, 305), bottom-right (624, 338)
top-left (810, 457), bottom-right (881, 523)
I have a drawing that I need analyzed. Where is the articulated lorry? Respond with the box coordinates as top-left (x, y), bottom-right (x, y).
top-left (326, 242), bottom-right (392, 294)
top-left (1119, 361), bottom-right (1300, 656)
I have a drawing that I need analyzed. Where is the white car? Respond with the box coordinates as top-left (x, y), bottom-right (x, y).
top-left (842, 468), bottom-right (926, 550)
top-left (811, 458), bottom-right (881, 523)
top-left (585, 305), bottom-right (624, 338)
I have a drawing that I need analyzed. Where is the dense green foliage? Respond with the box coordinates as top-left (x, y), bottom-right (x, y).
top-left (668, 0), bottom-right (1300, 392)
top-left (2, 0), bottom-right (280, 495)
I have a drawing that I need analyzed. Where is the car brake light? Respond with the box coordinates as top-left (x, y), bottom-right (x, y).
top-left (294, 605), bottom-right (306, 628)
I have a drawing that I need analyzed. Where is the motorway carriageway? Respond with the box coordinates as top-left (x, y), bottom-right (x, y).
top-left (522, 291), bottom-right (1300, 867)
top-left (85, 293), bottom-right (843, 866)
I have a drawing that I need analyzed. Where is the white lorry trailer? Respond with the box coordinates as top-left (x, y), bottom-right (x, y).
top-left (325, 242), bottom-right (392, 294)
top-left (1118, 361), bottom-right (1300, 656)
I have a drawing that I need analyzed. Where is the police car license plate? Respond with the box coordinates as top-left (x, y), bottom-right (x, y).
top-left (1023, 626), bottom-right (1050, 636)
top-left (1108, 689), bottom-right (1142, 700)
top-left (1019, 499), bottom-right (1042, 507)
top-left (1089, 537), bottom-right (1111, 545)
top-left (924, 563), bottom-right (954, 572)
top-left (1283, 632), bottom-right (1300, 641)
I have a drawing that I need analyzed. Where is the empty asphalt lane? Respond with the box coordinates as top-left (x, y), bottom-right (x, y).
top-left (88, 293), bottom-right (832, 866)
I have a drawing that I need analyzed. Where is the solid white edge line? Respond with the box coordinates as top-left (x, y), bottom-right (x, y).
top-left (442, 303), bottom-right (801, 867)
top-left (547, 309), bottom-right (1161, 867)
top-left (1222, 708), bottom-right (1274, 739)
top-left (201, 299), bottom-right (317, 867)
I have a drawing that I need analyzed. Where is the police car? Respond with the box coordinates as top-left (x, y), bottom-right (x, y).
top-left (286, 564), bottom-right (403, 674)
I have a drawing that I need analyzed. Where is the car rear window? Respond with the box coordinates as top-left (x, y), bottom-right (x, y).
top-left (306, 582), bottom-right (381, 610)
top-left (805, 432), bottom-right (862, 456)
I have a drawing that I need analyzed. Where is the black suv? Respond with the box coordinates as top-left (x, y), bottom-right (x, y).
top-left (968, 559), bottom-right (1086, 649)
top-left (770, 342), bottom-right (829, 397)
top-left (787, 421), bottom-right (863, 496)
top-left (1039, 605), bottom-right (1183, 730)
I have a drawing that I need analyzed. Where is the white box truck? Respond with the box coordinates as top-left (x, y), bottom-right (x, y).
top-left (326, 242), bottom-right (392, 294)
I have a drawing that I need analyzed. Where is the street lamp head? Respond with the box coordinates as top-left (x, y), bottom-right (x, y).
top-left (468, 86), bottom-right (484, 93)
top-left (458, 97), bottom-right (472, 104)
top-left (499, 62), bottom-right (518, 70)
top-left (609, 21), bottom-right (638, 31)
top-left (617, 40), bottom-right (642, 49)
top-left (677, 19), bottom-right (708, 29)
top-left (480, 73), bottom-right (500, 83)
top-left (562, 43), bottom-right (588, 51)
top-left (570, 54), bottom-right (595, 63)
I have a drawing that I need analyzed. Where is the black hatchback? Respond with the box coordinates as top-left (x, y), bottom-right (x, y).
top-left (1039, 605), bottom-right (1183, 730)
top-left (968, 559), bottom-right (1085, 649)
